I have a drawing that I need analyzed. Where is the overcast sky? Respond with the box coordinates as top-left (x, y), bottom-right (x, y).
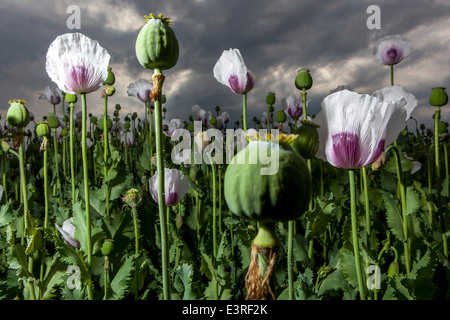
top-left (1, 0), bottom-right (449, 130)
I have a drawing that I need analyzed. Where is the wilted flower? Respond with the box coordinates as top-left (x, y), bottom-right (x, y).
top-left (373, 34), bottom-right (412, 66)
top-left (56, 218), bottom-right (80, 249)
top-left (45, 33), bottom-right (111, 94)
top-left (149, 168), bottom-right (190, 206)
top-left (127, 78), bottom-right (153, 103)
top-left (315, 90), bottom-right (407, 169)
top-left (39, 85), bottom-right (62, 105)
top-left (213, 48), bottom-right (255, 94)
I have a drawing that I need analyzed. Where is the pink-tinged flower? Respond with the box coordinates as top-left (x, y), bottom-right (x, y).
top-left (373, 85), bottom-right (418, 146)
top-left (281, 94), bottom-right (305, 120)
top-left (213, 48), bottom-right (255, 94)
top-left (126, 132), bottom-right (135, 146)
top-left (45, 33), bottom-right (111, 94)
top-left (127, 78), bottom-right (153, 103)
top-left (373, 34), bottom-right (412, 66)
top-left (149, 168), bottom-right (190, 206)
top-left (55, 217), bottom-right (80, 249)
top-left (163, 118), bottom-right (184, 137)
top-left (191, 105), bottom-right (210, 126)
top-left (315, 90), bottom-right (407, 169)
top-left (39, 85), bottom-right (62, 105)
top-left (220, 111), bottom-right (230, 124)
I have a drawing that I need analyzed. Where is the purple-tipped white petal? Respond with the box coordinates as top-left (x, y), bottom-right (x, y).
top-left (317, 90), bottom-right (407, 169)
top-left (373, 34), bottom-right (412, 66)
top-left (213, 48), bottom-right (255, 94)
top-left (46, 33), bottom-right (110, 94)
top-left (282, 95), bottom-right (304, 120)
top-left (149, 168), bottom-right (190, 206)
top-left (127, 78), bottom-right (153, 103)
top-left (56, 218), bottom-right (80, 249)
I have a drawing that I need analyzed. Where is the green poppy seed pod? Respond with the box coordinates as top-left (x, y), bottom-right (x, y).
top-left (103, 67), bottom-right (115, 86)
top-left (161, 95), bottom-right (167, 104)
top-left (115, 104), bottom-right (121, 111)
top-left (295, 68), bottom-right (313, 90)
top-left (438, 121), bottom-right (448, 134)
top-left (290, 120), bottom-right (320, 159)
top-left (91, 116), bottom-right (98, 124)
top-left (98, 116), bottom-right (112, 130)
top-left (101, 239), bottom-right (114, 256)
top-left (420, 123), bottom-right (425, 130)
top-left (132, 112), bottom-right (138, 120)
top-left (215, 105), bottom-right (220, 113)
top-left (1, 140), bottom-right (10, 153)
top-left (275, 109), bottom-right (286, 123)
top-left (135, 13), bottom-right (179, 71)
top-left (266, 92), bottom-right (276, 105)
top-left (65, 94), bottom-right (77, 104)
top-left (429, 87), bottom-right (448, 107)
top-left (60, 128), bottom-right (68, 137)
top-left (46, 113), bottom-right (60, 128)
top-left (209, 116), bottom-right (217, 126)
top-left (7, 100), bottom-right (30, 128)
top-left (124, 121), bottom-right (131, 129)
top-left (36, 121), bottom-right (51, 138)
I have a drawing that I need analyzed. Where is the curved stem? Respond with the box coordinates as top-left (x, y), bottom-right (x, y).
top-left (385, 145), bottom-right (410, 274)
top-left (349, 169), bottom-right (366, 300)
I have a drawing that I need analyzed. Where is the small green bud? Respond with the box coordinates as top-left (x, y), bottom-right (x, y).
top-left (209, 116), bottom-right (217, 126)
top-left (91, 116), bottom-right (98, 124)
top-left (46, 113), bottom-right (60, 128)
top-left (438, 121), bottom-right (448, 134)
top-left (429, 87), bottom-right (448, 107)
top-left (122, 188), bottom-right (142, 208)
top-left (388, 261), bottom-right (400, 277)
top-left (176, 214), bottom-right (183, 230)
top-left (101, 239), bottom-right (114, 256)
top-left (65, 94), bottom-right (77, 104)
top-left (295, 68), bottom-right (313, 90)
top-left (102, 85), bottom-right (116, 97)
top-left (124, 121), bottom-right (131, 129)
top-left (115, 104), bottom-right (121, 111)
top-left (291, 120), bottom-right (320, 159)
top-left (0, 140), bottom-right (10, 153)
top-left (215, 105), bottom-right (220, 113)
top-left (275, 109), bottom-right (286, 123)
top-left (161, 95), bottom-right (167, 104)
top-left (98, 116), bottom-right (112, 130)
top-left (103, 67), bottom-right (115, 86)
top-left (266, 92), bottom-right (276, 105)
top-left (60, 128), bottom-right (68, 137)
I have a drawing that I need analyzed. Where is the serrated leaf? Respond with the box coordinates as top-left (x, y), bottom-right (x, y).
top-left (317, 268), bottom-right (345, 297)
top-left (7, 244), bottom-right (32, 278)
top-left (0, 201), bottom-right (14, 227)
top-left (106, 255), bottom-right (134, 300)
top-left (382, 191), bottom-right (405, 241)
top-left (405, 186), bottom-right (420, 216)
top-left (174, 263), bottom-right (198, 300)
top-left (72, 201), bottom-right (105, 256)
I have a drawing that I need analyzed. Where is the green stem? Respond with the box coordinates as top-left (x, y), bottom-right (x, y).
top-left (153, 69), bottom-right (170, 300)
top-left (39, 142), bottom-right (49, 299)
top-left (103, 96), bottom-right (110, 216)
top-left (390, 65), bottom-right (394, 86)
top-left (349, 169), bottom-right (366, 300)
top-left (53, 128), bottom-right (60, 195)
top-left (69, 103), bottom-right (75, 204)
top-left (288, 220), bottom-right (294, 300)
top-left (81, 93), bottom-right (93, 300)
top-left (132, 206), bottom-right (139, 300)
top-left (385, 145), bottom-right (410, 274)
top-left (242, 93), bottom-right (248, 132)
top-left (361, 166), bottom-right (371, 240)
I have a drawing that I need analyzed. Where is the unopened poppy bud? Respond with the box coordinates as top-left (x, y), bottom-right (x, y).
top-left (176, 214), bottom-right (183, 230)
top-left (102, 85), bottom-right (116, 97)
top-left (103, 67), bottom-right (115, 86)
top-left (101, 239), bottom-right (114, 256)
top-left (124, 121), bottom-right (131, 129)
top-left (122, 188), bottom-right (142, 208)
top-left (295, 68), bottom-right (313, 90)
top-left (209, 116), bottom-right (217, 126)
top-left (388, 261), bottom-right (400, 277)
top-left (60, 128), bottom-right (68, 137)
top-left (115, 104), bottom-right (121, 111)
top-left (275, 109), bottom-right (286, 123)
top-left (438, 121), bottom-right (448, 134)
top-left (1, 140), bottom-right (10, 153)
top-left (290, 120), bottom-right (320, 159)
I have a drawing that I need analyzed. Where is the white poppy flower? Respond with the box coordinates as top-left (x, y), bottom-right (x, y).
top-left (127, 78), bottom-right (153, 103)
top-left (55, 217), bottom-right (80, 249)
top-left (45, 33), bottom-right (110, 94)
top-left (149, 168), bottom-right (190, 206)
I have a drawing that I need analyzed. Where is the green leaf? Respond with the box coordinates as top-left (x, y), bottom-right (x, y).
top-left (405, 186), bottom-right (420, 216)
top-left (7, 244), bottom-right (31, 278)
top-left (317, 268), bottom-right (345, 297)
top-left (174, 263), bottom-right (198, 300)
top-left (382, 191), bottom-right (405, 241)
top-left (72, 201), bottom-right (105, 256)
top-left (339, 248), bottom-right (359, 290)
top-left (304, 196), bottom-right (334, 239)
top-left (0, 201), bottom-right (14, 227)
top-left (106, 255), bottom-right (134, 300)
top-left (39, 256), bottom-right (67, 300)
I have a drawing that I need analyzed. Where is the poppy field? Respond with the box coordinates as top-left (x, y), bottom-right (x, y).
top-left (0, 13), bottom-right (449, 301)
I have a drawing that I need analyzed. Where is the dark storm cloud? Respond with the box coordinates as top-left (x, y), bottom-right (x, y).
top-left (0, 0), bottom-right (448, 129)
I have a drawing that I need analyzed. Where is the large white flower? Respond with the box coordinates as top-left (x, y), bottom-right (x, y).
top-left (149, 168), bottom-right (190, 206)
top-left (213, 48), bottom-right (255, 94)
top-left (315, 90), bottom-right (407, 169)
top-left (45, 33), bottom-right (110, 95)
top-left (127, 78), bottom-right (153, 103)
